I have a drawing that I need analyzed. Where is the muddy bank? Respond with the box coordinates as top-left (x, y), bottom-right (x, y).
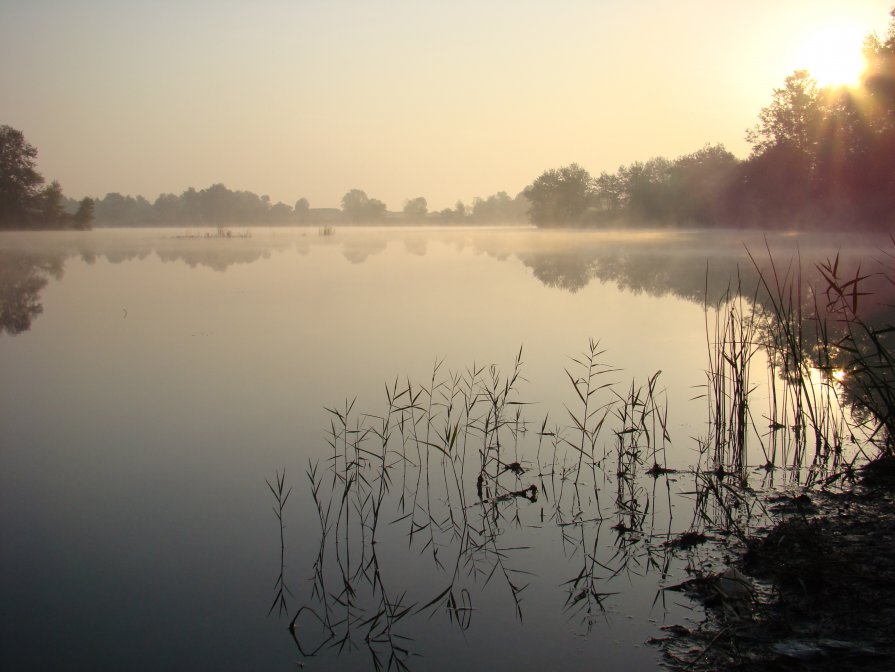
top-left (654, 457), bottom-right (895, 671)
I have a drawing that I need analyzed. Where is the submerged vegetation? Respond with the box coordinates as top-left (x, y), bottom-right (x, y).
top-left (269, 240), bottom-right (895, 669)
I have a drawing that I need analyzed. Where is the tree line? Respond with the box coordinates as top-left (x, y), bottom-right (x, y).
top-left (3, 9), bottom-right (892, 231)
top-left (0, 126), bottom-right (528, 228)
top-left (525, 10), bottom-right (895, 230)
top-left (70, 185), bottom-right (528, 226)
top-left (1, 125), bottom-right (528, 228)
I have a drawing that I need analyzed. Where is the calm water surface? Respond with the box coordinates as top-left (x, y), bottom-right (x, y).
top-left (0, 226), bottom-right (886, 670)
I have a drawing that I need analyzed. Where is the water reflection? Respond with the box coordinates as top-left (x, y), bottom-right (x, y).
top-left (2, 227), bottom-right (891, 337)
top-left (4, 226), bottom-right (892, 669)
top-left (0, 250), bottom-right (64, 334)
top-left (275, 349), bottom-right (712, 668)
top-left (275, 340), bottom-right (872, 667)
top-left (3, 228), bottom-right (891, 473)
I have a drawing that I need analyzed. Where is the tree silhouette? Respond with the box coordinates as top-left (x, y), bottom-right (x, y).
top-left (341, 189), bottom-right (386, 222)
top-left (294, 197), bottom-right (310, 223)
top-left (746, 70), bottom-right (822, 158)
top-left (523, 164), bottom-right (592, 226)
top-left (37, 180), bottom-right (66, 224)
top-left (402, 196), bottom-right (428, 221)
top-left (73, 198), bottom-right (95, 230)
top-left (0, 125), bottom-right (44, 227)
top-left (0, 126), bottom-right (91, 229)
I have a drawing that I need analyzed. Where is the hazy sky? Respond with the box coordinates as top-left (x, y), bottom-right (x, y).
top-left (2, 0), bottom-right (891, 210)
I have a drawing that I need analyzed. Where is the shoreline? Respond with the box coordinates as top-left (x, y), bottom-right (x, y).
top-left (654, 456), bottom-right (895, 670)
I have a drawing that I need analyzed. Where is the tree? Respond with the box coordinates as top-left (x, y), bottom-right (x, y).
top-left (855, 10), bottom-right (895, 220)
top-left (153, 193), bottom-right (181, 223)
top-left (470, 191), bottom-right (528, 222)
top-left (667, 144), bottom-right (738, 225)
top-left (95, 192), bottom-right (148, 225)
top-left (523, 163), bottom-right (593, 226)
top-left (294, 197), bottom-right (310, 223)
top-left (37, 180), bottom-right (66, 224)
top-left (269, 201), bottom-right (293, 224)
top-left (620, 157), bottom-right (673, 223)
top-left (862, 8), bottom-right (895, 129)
top-left (745, 70), bottom-right (822, 157)
top-left (402, 196), bottom-right (428, 221)
top-left (72, 197), bottom-right (95, 230)
top-left (593, 172), bottom-right (626, 213)
top-left (341, 189), bottom-right (386, 222)
top-left (740, 71), bottom-right (826, 224)
top-left (0, 125), bottom-right (45, 226)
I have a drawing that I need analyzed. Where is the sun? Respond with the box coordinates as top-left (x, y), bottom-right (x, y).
top-left (791, 22), bottom-right (868, 88)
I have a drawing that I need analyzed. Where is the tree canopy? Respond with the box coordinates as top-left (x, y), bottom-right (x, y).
top-left (0, 126), bottom-right (43, 225)
top-left (5, 10), bottom-right (893, 232)
top-left (0, 125), bottom-right (92, 229)
top-left (523, 164), bottom-right (593, 226)
top-left (402, 196), bottom-right (428, 221)
top-left (518, 8), bottom-right (895, 230)
top-left (341, 189), bottom-right (387, 222)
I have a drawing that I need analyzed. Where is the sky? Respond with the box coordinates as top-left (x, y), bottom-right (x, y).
top-left (1, 0), bottom-right (892, 210)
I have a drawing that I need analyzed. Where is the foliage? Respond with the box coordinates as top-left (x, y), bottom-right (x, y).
top-left (524, 8), bottom-right (895, 230)
top-left (341, 188), bottom-right (387, 222)
top-left (402, 196), bottom-right (428, 220)
top-left (589, 145), bottom-right (738, 227)
top-left (745, 70), bottom-right (822, 157)
top-left (523, 163), bottom-right (593, 226)
top-left (92, 184), bottom-right (299, 226)
top-left (72, 198), bottom-right (95, 230)
top-left (62, 182), bottom-right (532, 227)
top-left (0, 125), bottom-right (92, 229)
top-left (293, 197), bottom-right (310, 223)
top-left (470, 190), bottom-right (528, 223)
top-left (0, 125), bottom-right (43, 225)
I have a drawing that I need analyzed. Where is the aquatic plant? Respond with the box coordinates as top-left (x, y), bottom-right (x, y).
top-left (274, 243), bottom-right (895, 666)
top-left (815, 247), bottom-right (895, 454)
top-left (698, 272), bottom-right (761, 474)
top-left (266, 469), bottom-right (292, 617)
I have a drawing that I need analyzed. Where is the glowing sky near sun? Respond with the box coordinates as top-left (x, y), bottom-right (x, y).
top-left (1, 0), bottom-right (891, 210)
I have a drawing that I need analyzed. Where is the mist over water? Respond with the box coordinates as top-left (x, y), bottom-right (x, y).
top-left (1, 226), bottom-right (890, 670)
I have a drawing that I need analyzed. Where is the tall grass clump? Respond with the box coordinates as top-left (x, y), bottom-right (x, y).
top-left (281, 344), bottom-right (690, 662)
top-left (563, 339), bottom-right (617, 492)
top-left (273, 239), bottom-right (895, 668)
top-left (613, 371), bottom-right (670, 478)
top-left (815, 246), bottom-right (895, 455)
top-left (699, 273), bottom-right (762, 473)
top-left (748, 241), bottom-right (887, 471)
top-left (748, 245), bottom-right (833, 463)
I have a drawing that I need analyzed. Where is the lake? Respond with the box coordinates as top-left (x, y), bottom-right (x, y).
top-left (1, 226), bottom-right (889, 670)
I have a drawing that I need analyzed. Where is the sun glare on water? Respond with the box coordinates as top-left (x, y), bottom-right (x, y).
top-left (792, 22), bottom-right (868, 88)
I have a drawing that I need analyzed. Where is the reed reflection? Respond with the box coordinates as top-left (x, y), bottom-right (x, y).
top-left (275, 234), bottom-right (895, 667)
top-left (278, 346), bottom-right (707, 667)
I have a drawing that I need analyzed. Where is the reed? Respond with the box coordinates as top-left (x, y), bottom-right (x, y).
top-left (278, 249), bottom-right (895, 665)
top-left (747, 243), bottom-right (850, 468)
top-left (266, 469), bottom-right (292, 617)
top-left (613, 371), bottom-right (670, 479)
top-left (563, 338), bottom-right (617, 494)
top-left (699, 271), bottom-right (761, 474)
top-left (815, 248), bottom-right (895, 454)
